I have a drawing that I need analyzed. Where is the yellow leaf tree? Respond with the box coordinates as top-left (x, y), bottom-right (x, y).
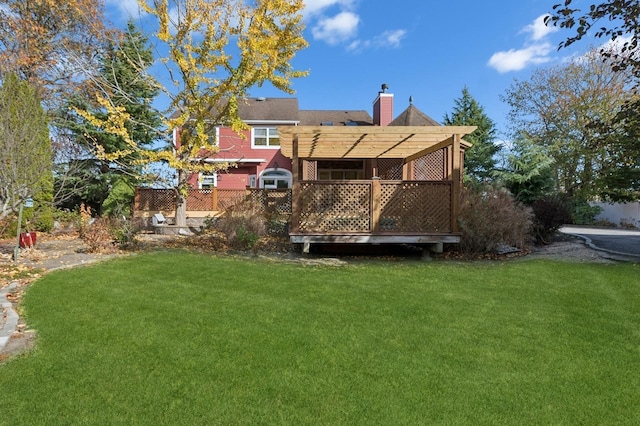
top-left (81, 0), bottom-right (308, 227)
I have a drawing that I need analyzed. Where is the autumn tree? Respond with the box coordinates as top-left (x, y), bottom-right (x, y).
top-left (0, 73), bottom-right (52, 222)
top-left (0, 0), bottom-right (109, 106)
top-left (0, 0), bottom-right (118, 212)
top-left (501, 48), bottom-right (637, 201)
top-left (443, 87), bottom-right (500, 183)
top-left (547, 1), bottom-right (640, 79)
top-left (80, 0), bottom-right (308, 226)
top-left (547, 1), bottom-right (640, 200)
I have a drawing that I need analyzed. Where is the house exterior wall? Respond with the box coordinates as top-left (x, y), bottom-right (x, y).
top-left (186, 126), bottom-right (293, 190)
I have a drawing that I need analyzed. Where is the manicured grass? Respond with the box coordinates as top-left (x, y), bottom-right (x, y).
top-left (1, 252), bottom-right (639, 424)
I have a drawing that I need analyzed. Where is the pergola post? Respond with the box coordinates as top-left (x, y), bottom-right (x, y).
top-left (451, 134), bottom-right (461, 233)
top-left (290, 135), bottom-right (300, 233)
top-left (371, 178), bottom-right (381, 232)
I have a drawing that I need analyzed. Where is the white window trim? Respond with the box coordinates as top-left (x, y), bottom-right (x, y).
top-left (259, 168), bottom-right (292, 189)
top-left (198, 172), bottom-right (218, 189)
top-left (251, 127), bottom-right (280, 149)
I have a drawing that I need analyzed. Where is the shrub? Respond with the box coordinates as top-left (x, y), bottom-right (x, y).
top-left (81, 218), bottom-right (115, 253)
top-left (570, 198), bottom-right (602, 225)
top-left (216, 201), bottom-right (266, 250)
top-left (80, 216), bottom-right (141, 253)
top-left (458, 184), bottom-right (533, 255)
top-left (530, 194), bottom-right (572, 244)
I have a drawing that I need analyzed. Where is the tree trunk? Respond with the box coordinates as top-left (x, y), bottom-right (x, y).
top-left (174, 170), bottom-right (188, 227)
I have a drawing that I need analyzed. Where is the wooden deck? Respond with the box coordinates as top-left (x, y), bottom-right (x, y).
top-left (289, 179), bottom-right (459, 248)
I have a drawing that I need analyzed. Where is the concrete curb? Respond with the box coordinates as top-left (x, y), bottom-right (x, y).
top-left (0, 281), bottom-right (19, 353)
top-left (563, 232), bottom-right (640, 262)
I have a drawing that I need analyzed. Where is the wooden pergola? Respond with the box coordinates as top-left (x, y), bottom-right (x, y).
top-left (277, 125), bottom-right (477, 247)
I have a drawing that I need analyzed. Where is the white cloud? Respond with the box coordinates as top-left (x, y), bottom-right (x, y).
top-left (488, 43), bottom-right (554, 73)
top-left (312, 11), bottom-right (360, 45)
top-left (303, 0), bottom-right (355, 17)
top-left (347, 29), bottom-right (407, 52)
top-left (521, 14), bottom-right (558, 41)
top-left (375, 30), bottom-right (406, 48)
top-left (488, 14), bottom-right (558, 73)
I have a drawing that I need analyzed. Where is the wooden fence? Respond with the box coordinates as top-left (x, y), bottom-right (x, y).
top-left (134, 188), bottom-right (292, 217)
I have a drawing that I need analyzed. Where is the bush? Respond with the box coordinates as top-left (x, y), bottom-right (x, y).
top-left (216, 201), bottom-right (266, 250)
top-left (458, 184), bottom-right (533, 255)
top-left (530, 194), bottom-right (572, 244)
top-left (80, 215), bottom-right (141, 253)
top-left (80, 218), bottom-right (115, 253)
top-left (570, 198), bottom-right (602, 225)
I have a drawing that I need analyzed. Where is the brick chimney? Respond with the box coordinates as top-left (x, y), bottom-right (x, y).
top-left (372, 83), bottom-right (394, 126)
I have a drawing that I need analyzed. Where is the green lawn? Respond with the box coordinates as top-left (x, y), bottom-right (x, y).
top-left (1, 252), bottom-right (639, 425)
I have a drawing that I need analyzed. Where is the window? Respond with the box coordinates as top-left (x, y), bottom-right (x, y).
top-left (259, 169), bottom-right (292, 189)
top-left (198, 173), bottom-right (217, 189)
top-left (252, 127), bottom-right (280, 148)
top-left (317, 160), bottom-right (364, 180)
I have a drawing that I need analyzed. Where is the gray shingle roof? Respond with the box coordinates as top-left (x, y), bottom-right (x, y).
top-left (389, 104), bottom-right (441, 126)
top-left (237, 97), bottom-right (299, 121)
top-left (298, 110), bottom-right (373, 126)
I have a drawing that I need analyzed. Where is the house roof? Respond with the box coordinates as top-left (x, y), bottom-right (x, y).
top-left (277, 125), bottom-right (477, 160)
top-left (389, 103), bottom-right (441, 126)
top-left (298, 110), bottom-right (373, 126)
top-left (237, 97), bottom-right (299, 121)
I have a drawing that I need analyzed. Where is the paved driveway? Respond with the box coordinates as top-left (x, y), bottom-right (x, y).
top-left (560, 226), bottom-right (640, 259)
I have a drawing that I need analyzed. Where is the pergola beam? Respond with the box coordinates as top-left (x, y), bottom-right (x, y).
top-left (278, 125), bottom-right (477, 160)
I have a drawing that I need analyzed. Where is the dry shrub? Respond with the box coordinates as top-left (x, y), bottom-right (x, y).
top-left (81, 218), bottom-right (117, 253)
top-left (80, 216), bottom-right (140, 253)
top-left (458, 184), bottom-right (533, 255)
top-left (216, 201), bottom-right (267, 250)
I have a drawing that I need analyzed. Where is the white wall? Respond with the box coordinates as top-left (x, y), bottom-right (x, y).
top-left (591, 202), bottom-right (640, 227)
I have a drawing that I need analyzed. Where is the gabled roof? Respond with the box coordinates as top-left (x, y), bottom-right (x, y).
top-left (389, 103), bottom-right (440, 126)
top-left (298, 110), bottom-right (373, 126)
top-left (238, 97), bottom-right (299, 121)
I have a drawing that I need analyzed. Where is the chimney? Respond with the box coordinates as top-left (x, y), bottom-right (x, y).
top-left (373, 83), bottom-right (394, 126)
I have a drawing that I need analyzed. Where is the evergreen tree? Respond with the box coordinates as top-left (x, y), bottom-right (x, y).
top-left (443, 87), bottom-right (500, 183)
top-left (62, 20), bottom-right (162, 214)
top-left (0, 73), bottom-right (53, 223)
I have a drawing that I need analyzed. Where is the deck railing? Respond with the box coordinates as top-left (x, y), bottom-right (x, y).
top-left (294, 180), bottom-right (452, 234)
top-left (134, 181), bottom-right (453, 234)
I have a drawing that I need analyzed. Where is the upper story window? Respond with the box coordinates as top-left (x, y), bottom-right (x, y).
top-left (252, 127), bottom-right (280, 148)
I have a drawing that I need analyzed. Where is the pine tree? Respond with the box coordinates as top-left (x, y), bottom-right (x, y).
top-left (61, 20), bottom-right (162, 214)
top-left (443, 87), bottom-right (500, 183)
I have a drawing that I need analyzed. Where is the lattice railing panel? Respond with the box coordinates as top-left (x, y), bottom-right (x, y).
top-left (216, 189), bottom-right (248, 211)
top-left (298, 181), bottom-right (371, 232)
top-left (135, 188), bottom-right (175, 211)
top-left (379, 182), bottom-right (452, 232)
top-left (247, 189), bottom-right (292, 215)
top-left (378, 158), bottom-right (403, 180)
top-left (414, 149), bottom-right (445, 181)
top-left (186, 189), bottom-right (215, 211)
top-left (304, 160), bottom-right (317, 180)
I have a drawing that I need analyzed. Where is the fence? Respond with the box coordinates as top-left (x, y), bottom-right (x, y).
top-left (134, 187), bottom-right (292, 217)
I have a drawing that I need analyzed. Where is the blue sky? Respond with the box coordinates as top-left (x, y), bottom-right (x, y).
top-left (105, 0), bottom-right (599, 140)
